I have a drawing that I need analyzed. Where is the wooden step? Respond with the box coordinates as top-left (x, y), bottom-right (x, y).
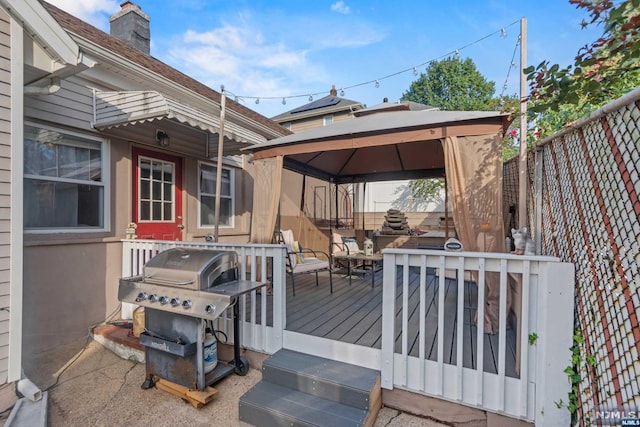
top-left (240, 381), bottom-right (370, 427)
top-left (239, 349), bottom-right (381, 427)
top-left (261, 349), bottom-right (380, 410)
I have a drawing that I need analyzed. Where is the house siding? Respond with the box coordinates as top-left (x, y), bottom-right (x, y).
top-left (0, 9), bottom-right (10, 385)
top-left (24, 75), bottom-right (95, 131)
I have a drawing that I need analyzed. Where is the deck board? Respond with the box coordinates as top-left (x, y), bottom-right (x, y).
top-left (244, 266), bottom-right (519, 378)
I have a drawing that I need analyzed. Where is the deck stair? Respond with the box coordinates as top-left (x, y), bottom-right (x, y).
top-left (239, 349), bottom-right (381, 427)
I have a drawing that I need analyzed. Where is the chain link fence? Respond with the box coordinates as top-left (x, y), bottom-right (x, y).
top-left (503, 89), bottom-right (640, 425)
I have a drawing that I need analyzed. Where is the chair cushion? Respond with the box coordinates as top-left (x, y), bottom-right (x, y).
top-left (342, 236), bottom-right (360, 253)
top-left (280, 230), bottom-right (297, 268)
top-left (291, 257), bottom-right (329, 274)
top-left (293, 241), bottom-right (305, 263)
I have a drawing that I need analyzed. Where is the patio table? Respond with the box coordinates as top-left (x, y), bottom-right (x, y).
top-left (339, 253), bottom-right (383, 288)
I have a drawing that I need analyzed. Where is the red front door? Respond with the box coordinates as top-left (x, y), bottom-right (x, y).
top-left (133, 147), bottom-right (183, 240)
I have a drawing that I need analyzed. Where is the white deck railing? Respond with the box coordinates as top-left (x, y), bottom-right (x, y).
top-left (380, 249), bottom-right (574, 426)
top-left (121, 239), bottom-right (286, 355)
top-left (121, 241), bottom-right (573, 426)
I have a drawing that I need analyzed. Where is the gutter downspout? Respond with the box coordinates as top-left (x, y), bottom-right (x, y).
top-left (24, 76), bottom-right (61, 96)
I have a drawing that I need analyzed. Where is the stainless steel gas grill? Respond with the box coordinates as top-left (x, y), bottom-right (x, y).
top-left (118, 247), bottom-right (265, 391)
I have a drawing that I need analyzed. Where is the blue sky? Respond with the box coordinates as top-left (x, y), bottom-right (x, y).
top-left (48, 0), bottom-right (604, 118)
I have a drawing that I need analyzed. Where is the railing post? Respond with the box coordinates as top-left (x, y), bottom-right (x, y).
top-left (381, 252), bottom-right (396, 389)
top-left (535, 261), bottom-right (574, 426)
top-left (270, 247), bottom-right (286, 354)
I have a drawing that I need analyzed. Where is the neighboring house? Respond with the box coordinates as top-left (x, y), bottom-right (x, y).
top-left (271, 85), bottom-right (363, 132)
top-left (0, 0), bottom-right (287, 396)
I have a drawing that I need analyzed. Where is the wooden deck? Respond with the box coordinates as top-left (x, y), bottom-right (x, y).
top-left (245, 266), bottom-right (518, 378)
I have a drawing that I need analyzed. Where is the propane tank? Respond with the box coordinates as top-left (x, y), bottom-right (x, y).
top-left (203, 328), bottom-right (218, 373)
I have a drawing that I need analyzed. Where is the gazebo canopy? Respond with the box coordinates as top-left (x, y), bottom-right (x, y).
top-left (244, 109), bottom-right (510, 184)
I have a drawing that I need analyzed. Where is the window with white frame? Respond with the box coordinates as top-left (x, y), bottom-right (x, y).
top-left (199, 162), bottom-right (234, 227)
top-left (24, 124), bottom-right (108, 231)
top-left (323, 115), bottom-right (334, 126)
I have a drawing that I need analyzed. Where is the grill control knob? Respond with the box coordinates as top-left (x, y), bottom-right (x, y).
top-left (149, 294), bottom-right (159, 303)
top-left (159, 296), bottom-right (169, 305)
top-left (205, 304), bottom-right (216, 315)
top-left (170, 297), bottom-right (181, 307)
top-left (182, 300), bottom-right (192, 309)
top-left (135, 292), bottom-right (148, 302)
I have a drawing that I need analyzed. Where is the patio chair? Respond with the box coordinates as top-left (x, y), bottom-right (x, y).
top-left (330, 228), bottom-right (363, 268)
top-left (275, 230), bottom-right (333, 296)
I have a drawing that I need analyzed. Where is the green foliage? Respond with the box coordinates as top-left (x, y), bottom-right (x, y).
top-left (528, 332), bottom-right (539, 345)
top-left (407, 178), bottom-right (445, 202)
top-left (402, 57), bottom-right (496, 111)
top-left (560, 328), bottom-right (594, 419)
top-left (526, 0), bottom-right (640, 113)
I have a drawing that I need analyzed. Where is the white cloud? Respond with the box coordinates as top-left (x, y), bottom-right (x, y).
top-left (331, 1), bottom-right (351, 15)
top-left (163, 22), bottom-right (328, 114)
top-left (46, 0), bottom-right (120, 31)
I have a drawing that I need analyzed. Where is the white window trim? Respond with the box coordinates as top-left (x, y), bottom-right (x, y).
top-left (137, 155), bottom-right (176, 224)
top-left (323, 115), bottom-right (334, 126)
top-left (24, 122), bottom-right (110, 234)
top-left (198, 161), bottom-right (235, 229)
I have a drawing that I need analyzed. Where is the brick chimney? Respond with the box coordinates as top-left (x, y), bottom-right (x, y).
top-left (109, 1), bottom-right (150, 54)
top-left (330, 84), bottom-right (338, 97)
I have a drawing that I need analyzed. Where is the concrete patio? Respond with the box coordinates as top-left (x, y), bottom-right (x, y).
top-left (4, 335), bottom-right (449, 426)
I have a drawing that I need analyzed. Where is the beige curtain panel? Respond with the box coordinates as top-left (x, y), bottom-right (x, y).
top-left (250, 156), bottom-right (283, 244)
top-left (442, 134), bottom-right (508, 334)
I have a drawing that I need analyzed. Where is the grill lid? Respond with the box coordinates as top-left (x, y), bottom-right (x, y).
top-left (143, 248), bottom-right (237, 290)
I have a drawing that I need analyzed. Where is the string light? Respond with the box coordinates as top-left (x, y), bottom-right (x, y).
top-left (228, 19), bottom-right (520, 107)
top-left (498, 28), bottom-right (521, 103)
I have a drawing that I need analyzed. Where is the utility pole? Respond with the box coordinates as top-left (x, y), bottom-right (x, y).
top-left (213, 87), bottom-right (226, 241)
top-left (518, 17), bottom-right (528, 229)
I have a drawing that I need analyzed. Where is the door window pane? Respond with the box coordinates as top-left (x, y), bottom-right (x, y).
top-left (138, 157), bottom-right (174, 222)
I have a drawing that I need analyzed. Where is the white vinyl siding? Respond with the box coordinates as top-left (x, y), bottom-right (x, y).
top-left (24, 75), bottom-right (96, 132)
top-left (0, 10), bottom-right (10, 384)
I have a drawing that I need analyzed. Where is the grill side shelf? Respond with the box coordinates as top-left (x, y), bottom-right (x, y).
top-left (139, 332), bottom-right (197, 357)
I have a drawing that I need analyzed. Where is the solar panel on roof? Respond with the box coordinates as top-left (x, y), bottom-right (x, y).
top-left (289, 96), bottom-right (341, 114)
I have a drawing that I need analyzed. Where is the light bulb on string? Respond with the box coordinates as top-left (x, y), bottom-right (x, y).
top-left (255, 98), bottom-right (259, 104)
top-left (500, 28), bottom-right (507, 39)
top-left (234, 96), bottom-right (239, 102)
top-left (340, 88), bottom-right (345, 96)
top-left (413, 67), bottom-right (418, 76)
top-left (282, 97), bottom-right (286, 105)
top-left (309, 95), bottom-right (313, 101)
top-left (455, 49), bottom-right (460, 59)
top-left (375, 80), bottom-right (380, 88)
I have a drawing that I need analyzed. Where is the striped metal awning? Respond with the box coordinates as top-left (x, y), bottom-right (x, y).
top-left (92, 90), bottom-right (266, 155)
